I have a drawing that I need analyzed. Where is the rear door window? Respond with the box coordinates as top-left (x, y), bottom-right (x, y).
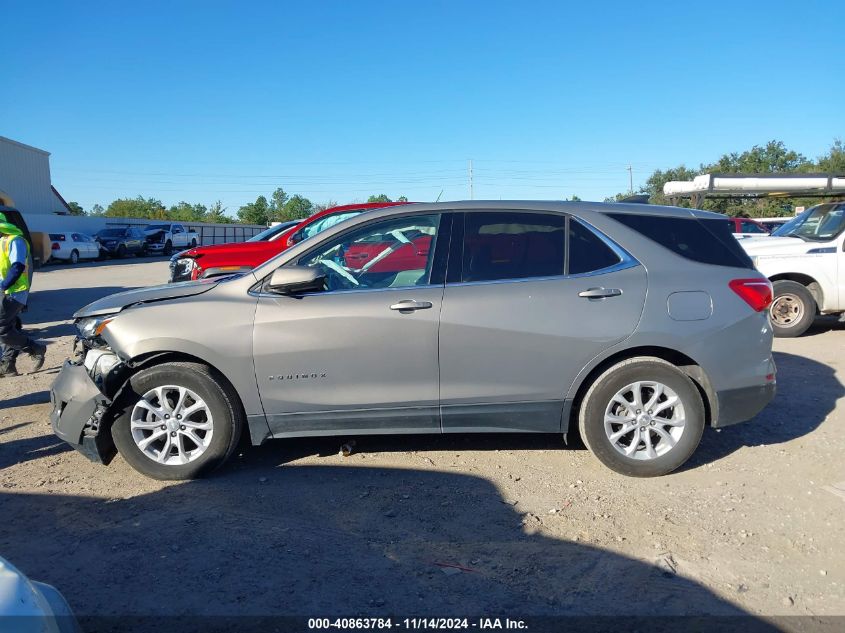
top-left (568, 219), bottom-right (621, 274)
top-left (461, 212), bottom-right (566, 282)
top-left (49, 233), bottom-right (65, 241)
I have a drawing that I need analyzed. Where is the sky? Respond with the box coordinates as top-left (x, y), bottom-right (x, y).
top-left (2, 0), bottom-right (843, 212)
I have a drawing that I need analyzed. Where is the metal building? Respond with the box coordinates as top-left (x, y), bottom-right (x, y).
top-left (0, 136), bottom-right (69, 217)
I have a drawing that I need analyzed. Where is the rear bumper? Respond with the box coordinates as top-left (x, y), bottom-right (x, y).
top-left (50, 361), bottom-right (116, 464)
top-left (714, 382), bottom-right (776, 428)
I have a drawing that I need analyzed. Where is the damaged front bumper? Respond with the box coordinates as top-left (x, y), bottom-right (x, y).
top-left (50, 345), bottom-right (124, 464)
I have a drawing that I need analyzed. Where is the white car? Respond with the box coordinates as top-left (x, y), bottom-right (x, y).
top-left (742, 202), bottom-right (845, 337)
top-left (48, 232), bottom-right (101, 264)
top-left (0, 555), bottom-right (79, 633)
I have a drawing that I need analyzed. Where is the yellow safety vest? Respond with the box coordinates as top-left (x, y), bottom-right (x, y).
top-left (0, 234), bottom-right (30, 295)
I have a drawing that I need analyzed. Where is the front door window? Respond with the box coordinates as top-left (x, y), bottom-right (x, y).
top-left (297, 214), bottom-right (440, 291)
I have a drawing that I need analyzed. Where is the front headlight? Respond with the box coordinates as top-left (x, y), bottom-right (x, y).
top-left (76, 315), bottom-right (116, 339)
top-left (175, 257), bottom-right (196, 271)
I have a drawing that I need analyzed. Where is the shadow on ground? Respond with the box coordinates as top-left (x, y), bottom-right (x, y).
top-left (684, 350), bottom-right (843, 470)
top-left (0, 464), bottom-right (776, 632)
top-left (0, 434), bottom-right (71, 470)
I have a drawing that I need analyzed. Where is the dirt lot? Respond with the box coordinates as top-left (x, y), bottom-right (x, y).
top-left (2, 259), bottom-right (844, 629)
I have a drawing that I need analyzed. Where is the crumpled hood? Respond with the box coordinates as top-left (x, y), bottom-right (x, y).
top-left (74, 280), bottom-right (218, 318)
top-left (741, 236), bottom-right (813, 255)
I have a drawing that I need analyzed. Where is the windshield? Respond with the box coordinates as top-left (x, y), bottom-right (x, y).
top-left (772, 204), bottom-right (845, 241)
top-left (97, 229), bottom-right (126, 237)
top-left (300, 211), bottom-right (365, 240)
top-left (247, 221), bottom-right (298, 242)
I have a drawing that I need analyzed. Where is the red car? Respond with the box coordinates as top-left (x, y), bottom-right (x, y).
top-left (726, 217), bottom-right (770, 239)
top-left (168, 202), bottom-right (406, 282)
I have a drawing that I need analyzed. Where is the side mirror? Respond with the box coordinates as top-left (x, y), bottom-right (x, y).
top-left (267, 266), bottom-right (325, 295)
top-left (289, 231), bottom-right (304, 245)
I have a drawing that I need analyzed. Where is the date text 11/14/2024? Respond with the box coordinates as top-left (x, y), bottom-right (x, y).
top-left (308, 618), bottom-right (528, 630)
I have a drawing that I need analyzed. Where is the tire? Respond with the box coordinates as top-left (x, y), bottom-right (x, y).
top-left (190, 239), bottom-right (197, 248)
top-left (117, 244), bottom-right (127, 258)
top-left (578, 357), bottom-right (705, 477)
top-left (111, 362), bottom-right (244, 480)
top-left (164, 240), bottom-right (173, 256)
top-left (70, 249), bottom-right (79, 264)
top-left (770, 280), bottom-right (815, 338)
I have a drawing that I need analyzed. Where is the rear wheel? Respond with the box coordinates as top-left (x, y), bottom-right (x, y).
top-left (190, 238), bottom-right (197, 248)
top-left (578, 357), bottom-right (705, 477)
top-left (111, 362), bottom-right (243, 480)
top-left (770, 280), bottom-right (815, 338)
top-left (70, 249), bottom-right (79, 264)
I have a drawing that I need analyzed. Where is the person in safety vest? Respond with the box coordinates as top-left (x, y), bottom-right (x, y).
top-left (0, 212), bottom-right (46, 377)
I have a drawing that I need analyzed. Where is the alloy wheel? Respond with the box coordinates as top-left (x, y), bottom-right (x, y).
top-left (130, 385), bottom-right (214, 465)
top-left (603, 381), bottom-right (686, 461)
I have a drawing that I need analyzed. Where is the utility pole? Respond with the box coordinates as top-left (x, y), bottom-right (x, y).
top-left (627, 165), bottom-right (633, 194)
top-left (468, 159), bottom-right (474, 200)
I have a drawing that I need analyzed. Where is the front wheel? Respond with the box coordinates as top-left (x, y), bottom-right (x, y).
top-left (117, 244), bottom-right (127, 258)
top-left (578, 357), bottom-right (705, 477)
top-left (770, 280), bottom-right (815, 338)
top-left (164, 240), bottom-right (173, 256)
top-left (111, 362), bottom-right (243, 480)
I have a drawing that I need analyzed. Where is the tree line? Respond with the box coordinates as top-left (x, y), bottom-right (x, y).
top-left (66, 191), bottom-right (408, 225)
top-left (65, 139), bottom-right (843, 223)
top-left (606, 139), bottom-right (845, 217)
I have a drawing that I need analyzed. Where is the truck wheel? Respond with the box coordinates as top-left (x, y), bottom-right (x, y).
top-left (111, 362), bottom-right (243, 480)
top-left (190, 238), bottom-right (197, 248)
top-left (578, 357), bottom-right (705, 477)
top-left (770, 280), bottom-right (815, 338)
top-left (164, 240), bottom-right (173, 256)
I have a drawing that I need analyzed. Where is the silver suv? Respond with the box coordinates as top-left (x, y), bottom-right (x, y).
top-left (51, 202), bottom-right (776, 480)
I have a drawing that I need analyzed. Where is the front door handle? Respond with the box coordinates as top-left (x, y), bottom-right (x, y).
top-left (390, 300), bottom-right (433, 312)
top-left (578, 287), bottom-right (622, 299)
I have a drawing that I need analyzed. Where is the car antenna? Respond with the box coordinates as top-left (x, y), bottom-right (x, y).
top-left (435, 189), bottom-right (443, 203)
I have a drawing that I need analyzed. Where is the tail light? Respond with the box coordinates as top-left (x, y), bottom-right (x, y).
top-left (729, 278), bottom-right (773, 312)
top-left (51, 242), bottom-right (60, 250)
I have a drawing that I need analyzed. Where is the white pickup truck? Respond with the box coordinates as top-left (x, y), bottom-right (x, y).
top-left (742, 202), bottom-right (845, 337)
top-left (143, 222), bottom-right (199, 255)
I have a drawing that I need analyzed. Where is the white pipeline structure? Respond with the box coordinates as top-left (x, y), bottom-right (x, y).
top-left (664, 173), bottom-right (845, 207)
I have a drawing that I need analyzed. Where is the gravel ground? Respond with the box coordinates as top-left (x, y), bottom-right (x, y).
top-left (1, 259), bottom-right (844, 630)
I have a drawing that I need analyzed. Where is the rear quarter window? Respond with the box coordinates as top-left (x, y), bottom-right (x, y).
top-left (608, 213), bottom-right (753, 269)
top-left (49, 233), bottom-right (66, 241)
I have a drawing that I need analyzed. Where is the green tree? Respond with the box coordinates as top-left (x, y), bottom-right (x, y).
top-left (66, 201), bottom-right (85, 216)
top-left (818, 139), bottom-right (845, 173)
top-left (267, 188), bottom-right (290, 222)
top-left (237, 195), bottom-right (270, 224)
top-left (313, 200), bottom-right (339, 214)
top-left (711, 140), bottom-right (810, 174)
top-left (168, 201), bottom-right (207, 222)
top-left (204, 201), bottom-right (233, 223)
top-left (397, 196), bottom-right (409, 202)
top-left (281, 194), bottom-right (313, 221)
top-left (367, 194), bottom-right (392, 203)
top-left (90, 204), bottom-right (105, 216)
top-left (106, 196), bottom-right (166, 218)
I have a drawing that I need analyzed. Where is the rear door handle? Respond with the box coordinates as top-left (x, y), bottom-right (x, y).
top-left (578, 287), bottom-right (622, 299)
top-left (390, 300), bottom-right (433, 312)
